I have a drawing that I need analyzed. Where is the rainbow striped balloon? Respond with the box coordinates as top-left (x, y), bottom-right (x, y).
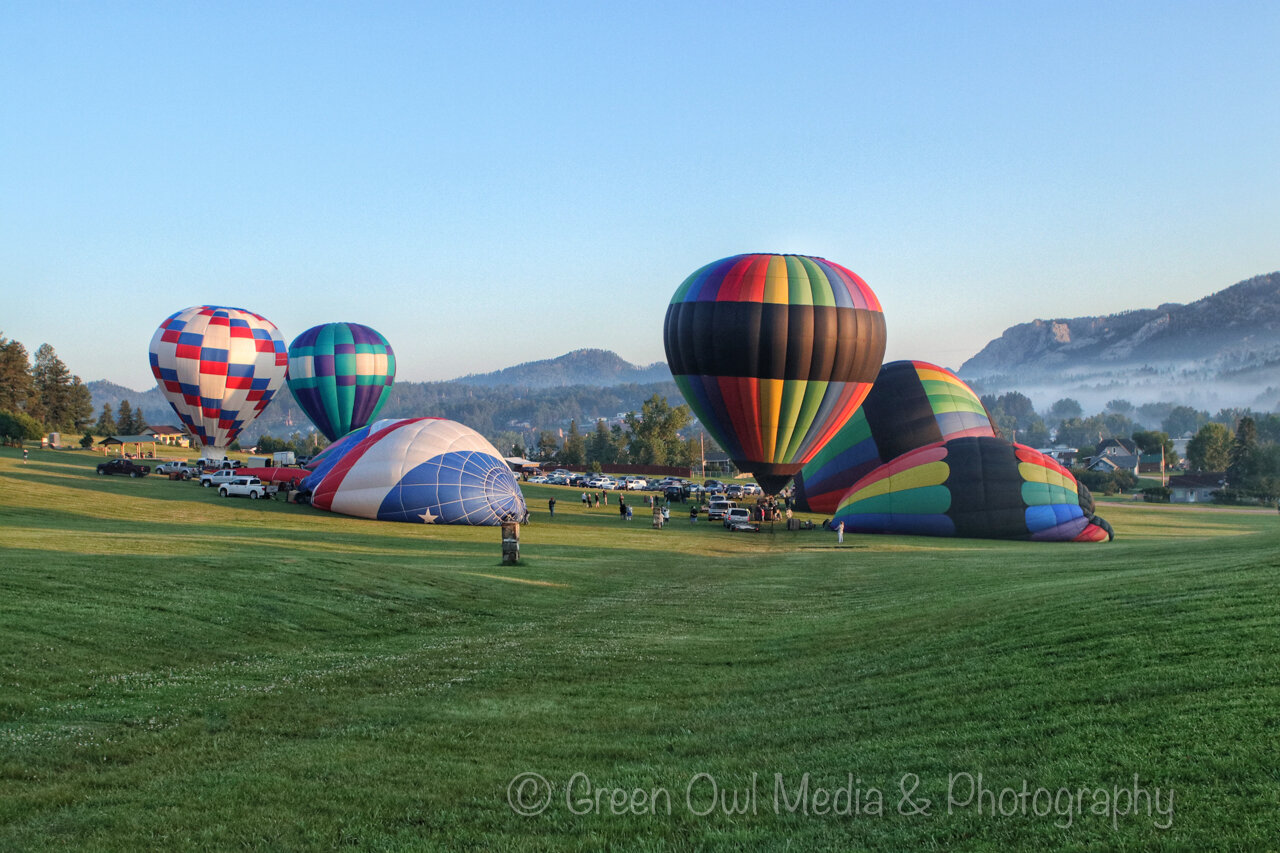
top-left (663, 253), bottom-right (886, 494)
top-left (793, 360), bottom-right (998, 514)
top-left (832, 436), bottom-right (1113, 542)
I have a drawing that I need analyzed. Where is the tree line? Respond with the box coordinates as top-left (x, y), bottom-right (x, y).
top-left (0, 333), bottom-right (94, 445)
top-left (509, 394), bottom-right (700, 469)
top-left (979, 390), bottom-right (1280, 503)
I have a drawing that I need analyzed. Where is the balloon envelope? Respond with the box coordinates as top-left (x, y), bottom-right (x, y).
top-left (306, 418), bottom-right (528, 525)
top-left (831, 436), bottom-right (1113, 542)
top-left (148, 306), bottom-right (288, 454)
top-left (287, 322), bottom-right (396, 441)
top-left (793, 360), bottom-right (998, 514)
top-left (663, 253), bottom-right (887, 493)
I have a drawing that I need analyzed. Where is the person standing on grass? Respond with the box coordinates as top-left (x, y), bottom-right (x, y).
top-left (548, 496), bottom-right (556, 518)
top-left (618, 498), bottom-right (627, 520)
top-left (690, 505), bottom-right (698, 524)
top-left (836, 520), bottom-right (844, 544)
top-left (23, 448), bottom-right (29, 463)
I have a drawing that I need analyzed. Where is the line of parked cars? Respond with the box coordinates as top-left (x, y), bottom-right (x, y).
top-left (526, 472), bottom-right (764, 497)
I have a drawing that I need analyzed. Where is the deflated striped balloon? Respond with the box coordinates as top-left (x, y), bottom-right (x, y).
top-left (793, 360), bottom-right (998, 513)
top-left (663, 253), bottom-right (887, 494)
top-left (831, 436), bottom-right (1113, 542)
top-left (304, 418), bottom-right (527, 526)
top-left (287, 322), bottom-right (396, 441)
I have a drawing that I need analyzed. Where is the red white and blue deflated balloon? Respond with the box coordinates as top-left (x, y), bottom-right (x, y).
top-left (301, 418), bottom-right (527, 525)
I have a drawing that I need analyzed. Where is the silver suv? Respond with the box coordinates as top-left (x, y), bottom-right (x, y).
top-left (707, 500), bottom-right (736, 521)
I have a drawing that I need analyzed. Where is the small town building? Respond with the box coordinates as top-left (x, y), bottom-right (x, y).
top-left (1169, 472), bottom-right (1227, 503)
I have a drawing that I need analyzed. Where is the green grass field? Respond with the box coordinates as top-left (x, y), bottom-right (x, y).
top-left (2, 447), bottom-right (1277, 851)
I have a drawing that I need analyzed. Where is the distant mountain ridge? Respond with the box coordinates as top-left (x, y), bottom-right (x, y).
top-left (451, 348), bottom-right (671, 388)
top-left (88, 349), bottom-right (679, 445)
top-left (958, 272), bottom-right (1280, 410)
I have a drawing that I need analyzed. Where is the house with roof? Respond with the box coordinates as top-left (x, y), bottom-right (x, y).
top-left (143, 424), bottom-right (191, 447)
top-left (1169, 472), bottom-right (1227, 503)
top-left (1083, 437), bottom-right (1141, 476)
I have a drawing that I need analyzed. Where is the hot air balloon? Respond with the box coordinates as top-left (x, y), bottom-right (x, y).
top-left (793, 360), bottom-right (998, 514)
top-left (663, 253), bottom-right (886, 494)
top-left (304, 418), bottom-right (527, 525)
top-left (831, 436), bottom-right (1113, 542)
top-left (300, 417), bottom-right (403, 492)
top-left (148, 306), bottom-right (288, 457)
top-left (286, 322), bottom-right (396, 441)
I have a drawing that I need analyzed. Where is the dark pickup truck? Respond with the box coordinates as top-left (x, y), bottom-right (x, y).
top-left (96, 459), bottom-right (152, 478)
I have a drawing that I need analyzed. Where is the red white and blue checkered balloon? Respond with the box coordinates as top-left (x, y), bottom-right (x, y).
top-left (149, 306), bottom-right (288, 453)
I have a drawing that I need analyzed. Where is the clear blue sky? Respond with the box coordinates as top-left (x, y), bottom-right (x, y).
top-left (3, 1), bottom-right (1277, 390)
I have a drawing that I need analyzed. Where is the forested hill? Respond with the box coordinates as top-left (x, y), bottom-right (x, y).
top-left (88, 376), bottom-right (684, 449)
top-left (452, 348), bottom-right (671, 387)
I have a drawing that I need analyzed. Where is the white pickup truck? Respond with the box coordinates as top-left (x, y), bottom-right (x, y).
top-left (218, 476), bottom-right (268, 499)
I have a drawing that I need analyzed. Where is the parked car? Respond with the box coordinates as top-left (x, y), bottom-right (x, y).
top-left (723, 507), bottom-right (752, 528)
top-left (623, 476), bottom-right (648, 490)
top-left (707, 499), bottom-right (736, 521)
top-left (568, 474), bottom-right (589, 487)
top-left (219, 476), bottom-right (267, 499)
top-left (154, 461), bottom-right (195, 478)
top-left (97, 459), bottom-right (151, 477)
top-left (703, 479), bottom-right (727, 492)
top-left (740, 483), bottom-right (762, 496)
top-left (587, 476), bottom-right (617, 489)
top-left (199, 469), bottom-right (243, 489)
top-left (528, 475), bottom-right (549, 484)
top-left (726, 484), bottom-right (744, 499)
top-left (196, 458), bottom-right (243, 472)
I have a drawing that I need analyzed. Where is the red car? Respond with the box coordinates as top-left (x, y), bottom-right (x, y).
top-left (96, 459), bottom-right (151, 478)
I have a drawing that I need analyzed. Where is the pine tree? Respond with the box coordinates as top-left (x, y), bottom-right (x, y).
top-left (117, 400), bottom-right (135, 434)
top-left (94, 403), bottom-right (118, 436)
top-left (0, 334), bottom-right (34, 414)
top-left (67, 377), bottom-right (93, 432)
top-left (560, 419), bottom-right (585, 465)
top-left (31, 344), bottom-right (74, 429)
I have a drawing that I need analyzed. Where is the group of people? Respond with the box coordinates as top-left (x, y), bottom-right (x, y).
top-left (579, 490), bottom-right (610, 508)
top-left (542, 482), bottom-right (848, 543)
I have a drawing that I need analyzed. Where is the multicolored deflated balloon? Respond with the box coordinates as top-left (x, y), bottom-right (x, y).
top-left (831, 436), bottom-right (1114, 542)
top-left (663, 253), bottom-right (887, 494)
top-left (793, 360), bottom-right (998, 514)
